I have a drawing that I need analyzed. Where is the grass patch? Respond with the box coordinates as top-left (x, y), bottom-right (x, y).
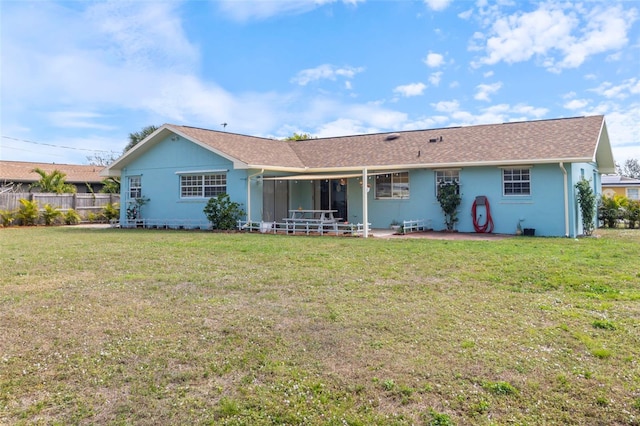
top-left (482, 380), bottom-right (519, 396)
top-left (1, 227), bottom-right (639, 424)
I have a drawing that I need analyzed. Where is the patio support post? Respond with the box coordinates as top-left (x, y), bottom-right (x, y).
top-left (559, 162), bottom-right (570, 237)
top-left (362, 168), bottom-right (369, 238)
top-left (247, 169), bottom-right (264, 224)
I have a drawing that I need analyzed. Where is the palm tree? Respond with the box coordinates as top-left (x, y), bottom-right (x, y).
top-left (29, 168), bottom-right (77, 194)
top-left (123, 125), bottom-right (159, 153)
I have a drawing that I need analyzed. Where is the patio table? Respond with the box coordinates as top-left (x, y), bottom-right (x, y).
top-left (284, 209), bottom-right (341, 234)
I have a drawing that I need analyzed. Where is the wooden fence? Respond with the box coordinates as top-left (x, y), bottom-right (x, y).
top-left (0, 192), bottom-right (120, 218)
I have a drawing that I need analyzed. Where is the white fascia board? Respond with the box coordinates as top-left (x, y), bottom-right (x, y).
top-left (594, 120), bottom-right (616, 174)
top-left (251, 159), bottom-right (596, 174)
top-left (101, 125), bottom-right (175, 176)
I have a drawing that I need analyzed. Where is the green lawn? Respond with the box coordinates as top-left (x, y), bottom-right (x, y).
top-left (1, 227), bottom-right (639, 425)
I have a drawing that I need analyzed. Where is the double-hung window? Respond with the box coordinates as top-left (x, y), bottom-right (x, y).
top-left (128, 176), bottom-right (141, 199)
top-left (375, 172), bottom-right (409, 199)
top-left (435, 170), bottom-right (460, 194)
top-left (180, 173), bottom-right (227, 198)
top-left (503, 168), bottom-right (531, 196)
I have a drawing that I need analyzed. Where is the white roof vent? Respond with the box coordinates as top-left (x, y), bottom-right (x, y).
top-left (385, 133), bottom-right (400, 141)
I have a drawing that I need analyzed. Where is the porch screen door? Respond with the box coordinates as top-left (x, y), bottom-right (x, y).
top-left (315, 179), bottom-right (347, 221)
top-left (263, 180), bottom-right (288, 222)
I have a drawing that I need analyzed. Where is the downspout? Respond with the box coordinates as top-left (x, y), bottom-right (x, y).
top-left (247, 169), bottom-right (264, 223)
top-left (362, 168), bottom-right (369, 238)
top-left (559, 162), bottom-right (569, 237)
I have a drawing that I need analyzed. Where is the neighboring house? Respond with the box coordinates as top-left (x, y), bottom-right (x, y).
top-left (602, 175), bottom-right (640, 200)
top-left (0, 160), bottom-right (106, 193)
top-left (102, 115), bottom-right (615, 237)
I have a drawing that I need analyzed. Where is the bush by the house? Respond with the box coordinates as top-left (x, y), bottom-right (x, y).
top-left (15, 199), bottom-right (39, 226)
top-left (42, 204), bottom-right (62, 226)
top-left (0, 209), bottom-right (15, 227)
top-left (599, 195), bottom-right (640, 229)
top-left (203, 194), bottom-right (245, 230)
top-left (64, 209), bottom-right (82, 225)
top-left (103, 202), bottom-right (120, 222)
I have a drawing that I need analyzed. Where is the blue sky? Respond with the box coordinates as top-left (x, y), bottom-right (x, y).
top-left (1, 0), bottom-right (639, 166)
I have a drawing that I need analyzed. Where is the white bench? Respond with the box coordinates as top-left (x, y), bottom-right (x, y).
top-left (402, 219), bottom-right (428, 234)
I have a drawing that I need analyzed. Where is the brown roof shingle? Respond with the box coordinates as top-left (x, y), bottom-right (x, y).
top-left (0, 161), bottom-right (105, 183)
top-left (168, 125), bottom-right (306, 168)
top-left (105, 115), bottom-right (610, 175)
top-left (289, 115), bottom-right (606, 169)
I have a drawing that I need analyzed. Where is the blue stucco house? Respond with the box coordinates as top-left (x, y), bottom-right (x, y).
top-left (102, 115), bottom-right (616, 237)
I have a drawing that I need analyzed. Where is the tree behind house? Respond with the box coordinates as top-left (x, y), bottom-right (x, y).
top-left (616, 158), bottom-right (640, 178)
top-left (123, 125), bottom-right (159, 153)
top-left (29, 168), bottom-right (76, 194)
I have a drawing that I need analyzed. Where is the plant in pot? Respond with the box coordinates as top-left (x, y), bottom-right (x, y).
top-left (437, 181), bottom-right (461, 231)
top-left (390, 219), bottom-right (401, 232)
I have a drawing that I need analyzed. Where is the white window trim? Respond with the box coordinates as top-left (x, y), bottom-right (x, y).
top-left (180, 173), bottom-right (227, 199)
top-left (435, 169), bottom-right (460, 195)
top-left (375, 171), bottom-right (410, 200)
top-left (128, 176), bottom-right (142, 200)
top-left (175, 169), bottom-right (228, 175)
top-left (626, 188), bottom-right (640, 200)
top-left (502, 167), bottom-right (531, 197)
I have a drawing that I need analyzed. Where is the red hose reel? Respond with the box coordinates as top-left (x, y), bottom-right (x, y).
top-left (472, 196), bottom-right (494, 233)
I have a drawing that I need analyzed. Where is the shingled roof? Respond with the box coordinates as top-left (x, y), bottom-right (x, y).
top-left (289, 115), bottom-right (611, 169)
top-left (1, 160), bottom-right (105, 184)
top-left (168, 125), bottom-right (305, 169)
top-left (103, 115), bottom-right (615, 175)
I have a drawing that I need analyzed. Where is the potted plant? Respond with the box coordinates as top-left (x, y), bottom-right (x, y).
top-left (390, 219), bottom-right (401, 232)
top-left (437, 181), bottom-right (461, 231)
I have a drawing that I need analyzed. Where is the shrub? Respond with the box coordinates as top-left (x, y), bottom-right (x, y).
top-left (0, 209), bottom-right (15, 227)
top-left (86, 212), bottom-right (98, 223)
top-left (15, 199), bottom-right (39, 226)
top-left (42, 204), bottom-right (62, 226)
top-left (598, 195), bottom-right (621, 228)
top-left (203, 194), bottom-right (245, 230)
top-left (64, 209), bottom-right (81, 225)
top-left (575, 179), bottom-right (596, 236)
top-left (103, 202), bottom-right (120, 222)
top-left (437, 181), bottom-right (461, 231)
top-left (623, 199), bottom-right (640, 229)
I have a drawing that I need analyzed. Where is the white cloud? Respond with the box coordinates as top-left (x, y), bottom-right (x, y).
top-left (563, 99), bottom-right (590, 110)
top-left (424, 52), bottom-right (445, 68)
top-left (432, 100), bottom-right (460, 113)
top-left (393, 82), bottom-right (427, 97)
top-left (428, 72), bottom-right (443, 86)
top-left (47, 111), bottom-right (116, 130)
top-left (215, 0), bottom-right (364, 22)
top-left (87, 1), bottom-right (199, 71)
top-left (312, 103), bottom-right (408, 137)
top-left (474, 82), bottom-right (502, 102)
top-left (424, 0), bottom-right (452, 12)
top-left (474, 3), bottom-right (637, 72)
top-left (314, 118), bottom-right (368, 138)
top-left (458, 9), bottom-right (473, 20)
top-left (291, 64), bottom-right (365, 86)
top-left (590, 78), bottom-right (640, 100)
